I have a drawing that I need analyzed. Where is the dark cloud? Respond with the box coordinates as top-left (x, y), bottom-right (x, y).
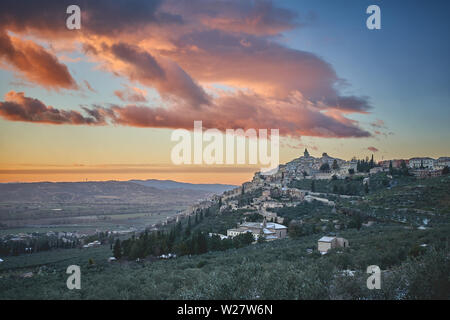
top-left (110, 42), bottom-right (165, 80)
top-left (163, 0), bottom-right (298, 35)
top-left (0, 0), bottom-right (176, 37)
top-left (0, 91), bottom-right (104, 125)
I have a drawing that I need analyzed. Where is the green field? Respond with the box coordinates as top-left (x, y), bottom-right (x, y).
top-left (0, 246), bottom-right (111, 272)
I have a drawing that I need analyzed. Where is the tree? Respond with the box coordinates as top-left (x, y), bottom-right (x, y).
top-left (129, 242), bottom-right (142, 260)
top-left (364, 182), bottom-right (369, 194)
top-left (348, 168), bottom-right (355, 175)
top-left (320, 163), bottom-right (330, 172)
top-left (113, 239), bottom-right (122, 259)
top-left (332, 159), bottom-right (339, 170)
top-left (401, 160), bottom-right (409, 175)
top-left (442, 166), bottom-right (449, 175)
top-left (288, 220), bottom-right (303, 238)
top-left (270, 187), bottom-right (281, 199)
top-left (349, 213), bottom-right (363, 230)
top-left (185, 216), bottom-right (192, 237)
top-left (389, 160), bottom-right (393, 175)
top-left (257, 229), bottom-right (266, 243)
top-left (197, 232), bottom-right (208, 254)
top-left (311, 180), bottom-right (316, 192)
top-left (233, 232), bottom-right (254, 248)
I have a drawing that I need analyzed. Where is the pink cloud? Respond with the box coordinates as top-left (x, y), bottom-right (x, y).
top-left (0, 31), bottom-right (77, 90)
top-left (0, 0), bottom-right (375, 139)
top-left (0, 91), bottom-right (370, 139)
top-left (114, 86), bottom-right (147, 103)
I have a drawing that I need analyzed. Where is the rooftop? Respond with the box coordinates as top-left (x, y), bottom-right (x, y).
top-left (241, 222), bottom-right (287, 230)
top-left (318, 236), bottom-right (336, 242)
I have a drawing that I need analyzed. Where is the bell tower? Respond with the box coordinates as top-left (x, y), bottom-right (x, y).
top-left (304, 148), bottom-right (310, 157)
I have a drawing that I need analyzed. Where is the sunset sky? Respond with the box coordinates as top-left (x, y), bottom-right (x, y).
top-left (0, 0), bottom-right (449, 184)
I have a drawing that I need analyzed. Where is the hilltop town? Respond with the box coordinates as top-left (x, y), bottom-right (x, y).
top-left (173, 149), bottom-right (450, 244)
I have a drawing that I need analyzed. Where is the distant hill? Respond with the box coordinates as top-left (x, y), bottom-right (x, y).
top-left (0, 180), bottom-right (236, 228)
top-left (0, 181), bottom-right (214, 204)
top-left (129, 179), bottom-right (236, 194)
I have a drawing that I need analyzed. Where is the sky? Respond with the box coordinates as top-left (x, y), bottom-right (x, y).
top-left (0, 0), bottom-right (449, 184)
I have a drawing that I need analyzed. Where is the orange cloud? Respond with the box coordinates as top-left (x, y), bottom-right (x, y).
top-left (0, 31), bottom-right (77, 90)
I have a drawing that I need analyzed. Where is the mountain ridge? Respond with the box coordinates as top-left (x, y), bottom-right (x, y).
top-left (129, 179), bottom-right (236, 193)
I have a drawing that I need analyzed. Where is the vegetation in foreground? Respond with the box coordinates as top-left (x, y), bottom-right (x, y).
top-left (0, 175), bottom-right (449, 299)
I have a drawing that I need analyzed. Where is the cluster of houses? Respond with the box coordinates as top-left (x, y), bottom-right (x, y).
top-left (171, 150), bottom-right (448, 249)
top-left (284, 150), bottom-right (358, 180)
top-left (377, 156), bottom-right (450, 178)
top-left (189, 149), bottom-right (351, 224)
top-left (226, 218), bottom-right (288, 241)
top-left (219, 222), bottom-right (348, 254)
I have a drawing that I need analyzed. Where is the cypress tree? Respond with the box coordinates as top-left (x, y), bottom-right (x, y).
top-left (113, 239), bottom-right (122, 259)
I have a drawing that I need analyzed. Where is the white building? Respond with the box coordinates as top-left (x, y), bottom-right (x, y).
top-left (208, 232), bottom-right (228, 240)
top-left (436, 157), bottom-right (450, 170)
top-left (318, 236), bottom-right (349, 254)
top-left (409, 157), bottom-right (435, 169)
top-left (369, 167), bottom-right (384, 174)
top-left (227, 219), bottom-right (287, 241)
top-left (304, 195), bottom-right (335, 206)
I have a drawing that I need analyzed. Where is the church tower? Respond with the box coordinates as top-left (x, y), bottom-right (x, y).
top-left (304, 148), bottom-right (310, 157)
